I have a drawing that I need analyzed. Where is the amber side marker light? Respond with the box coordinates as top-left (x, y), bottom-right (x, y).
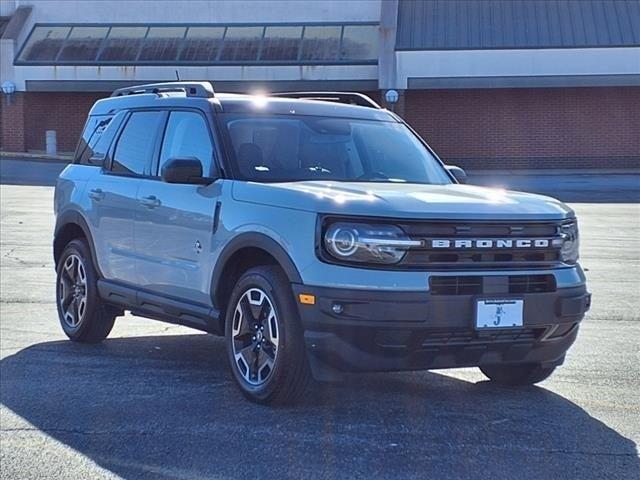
top-left (299, 294), bottom-right (316, 305)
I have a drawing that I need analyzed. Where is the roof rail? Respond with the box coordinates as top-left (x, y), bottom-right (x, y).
top-left (270, 91), bottom-right (381, 109)
top-left (110, 82), bottom-right (215, 99)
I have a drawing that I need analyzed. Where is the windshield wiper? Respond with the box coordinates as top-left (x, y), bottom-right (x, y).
top-left (307, 165), bottom-right (332, 174)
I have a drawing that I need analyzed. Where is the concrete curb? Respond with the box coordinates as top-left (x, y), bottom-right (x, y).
top-left (467, 168), bottom-right (640, 176)
top-left (0, 151), bottom-right (72, 163)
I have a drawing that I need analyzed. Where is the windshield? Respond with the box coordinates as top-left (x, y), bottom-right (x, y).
top-left (222, 114), bottom-right (452, 184)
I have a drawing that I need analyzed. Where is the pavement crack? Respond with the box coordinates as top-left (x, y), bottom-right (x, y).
top-left (2, 248), bottom-right (30, 266)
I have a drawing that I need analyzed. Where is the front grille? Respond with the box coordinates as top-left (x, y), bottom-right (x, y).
top-left (429, 276), bottom-right (483, 295)
top-left (420, 328), bottom-right (545, 347)
top-left (429, 274), bottom-right (556, 295)
top-left (399, 220), bottom-right (566, 269)
top-left (508, 274), bottom-right (557, 294)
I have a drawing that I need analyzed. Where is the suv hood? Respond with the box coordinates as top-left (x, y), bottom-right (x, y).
top-left (231, 181), bottom-right (574, 220)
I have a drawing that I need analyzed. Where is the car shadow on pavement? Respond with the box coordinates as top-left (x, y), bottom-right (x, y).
top-left (1, 333), bottom-right (638, 480)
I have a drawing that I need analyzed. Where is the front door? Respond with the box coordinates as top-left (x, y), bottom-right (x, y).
top-left (135, 110), bottom-right (221, 306)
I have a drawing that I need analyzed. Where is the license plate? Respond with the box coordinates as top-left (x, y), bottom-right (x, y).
top-left (476, 299), bottom-right (524, 329)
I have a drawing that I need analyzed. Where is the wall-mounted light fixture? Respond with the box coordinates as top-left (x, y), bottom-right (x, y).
top-left (385, 89), bottom-right (399, 112)
top-left (1, 81), bottom-right (17, 105)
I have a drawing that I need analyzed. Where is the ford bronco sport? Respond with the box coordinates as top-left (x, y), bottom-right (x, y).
top-left (54, 82), bottom-right (591, 404)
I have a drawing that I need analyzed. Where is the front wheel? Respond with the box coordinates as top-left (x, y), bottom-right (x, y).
top-left (480, 363), bottom-right (556, 386)
top-left (225, 266), bottom-right (311, 405)
top-left (56, 239), bottom-right (116, 343)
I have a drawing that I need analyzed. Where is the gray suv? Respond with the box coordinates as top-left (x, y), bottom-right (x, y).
top-left (53, 82), bottom-right (591, 404)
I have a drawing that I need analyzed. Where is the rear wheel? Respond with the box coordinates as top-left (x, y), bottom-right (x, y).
top-left (225, 266), bottom-right (311, 405)
top-left (56, 239), bottom-right (116, 343)
top-left (480, 363), bottom-right (556, 386)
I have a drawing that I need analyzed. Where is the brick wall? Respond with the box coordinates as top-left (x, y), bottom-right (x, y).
top-left (402, 87), bottom-right (640, 169)
top-left (23, 92), bottom-right (107, 153)
top-left (8, 91), bottom-right (381, 155)
top-left (0, 93), bottom-right (26, 152)
top-left (2, 87), bottom-right (639, 169)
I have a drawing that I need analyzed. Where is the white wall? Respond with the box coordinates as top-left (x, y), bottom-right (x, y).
top-left (8, 1), bottom-right (638, 92)
top-left (395, 47), bottom-right (640, 89)
top-left (3, 0), bottom-right (382, 90)
top-left (17, 0), bottom-right (381, 23)
top-left (0, 0), bottom-right (16, 17)
top-left (12, 64), bottom-right (378, 90)
top-left (1, 0), bottom-right (18, 84)
top-left (1, 40), bottom-right (14, 83)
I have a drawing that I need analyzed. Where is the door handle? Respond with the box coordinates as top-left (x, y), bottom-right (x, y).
top-left (88, 188), bottom-right (104, 201)
top-left (139, 195), bottom-right (161, 208)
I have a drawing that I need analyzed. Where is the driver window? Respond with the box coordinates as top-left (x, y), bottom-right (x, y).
top-left (159, 111), bottom-right (214, 176)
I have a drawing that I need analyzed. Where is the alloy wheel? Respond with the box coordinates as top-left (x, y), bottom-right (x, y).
top-left (231, 288), bottom-right (280, 386)
top-left (58, 254), bottom-right (87, 328)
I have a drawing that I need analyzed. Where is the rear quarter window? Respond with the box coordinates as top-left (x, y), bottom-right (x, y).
top-left (74, 112), bottom-right (125, 166)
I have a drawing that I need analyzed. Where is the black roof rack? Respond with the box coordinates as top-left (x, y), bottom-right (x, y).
top-left (110, 82), bottom-right (215, 99)
top-left (269, 91), bottom-right (381, 109)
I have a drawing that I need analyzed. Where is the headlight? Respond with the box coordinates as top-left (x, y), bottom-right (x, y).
top-left (324, 222), bottom-right (421, 264)
top-left (559, 221), bottom-right (579, 264)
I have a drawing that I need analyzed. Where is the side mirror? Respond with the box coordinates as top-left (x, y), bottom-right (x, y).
top-left (161, 157), bottom-right (210, 184)
top-left (446, 165), bottom-right (467, 184)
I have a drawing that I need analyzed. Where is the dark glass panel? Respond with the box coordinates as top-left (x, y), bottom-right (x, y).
top-left (179, 26), bottom-right (225, 62)
top-left (219, 26), bottom-right (263, 61)
top-left (18, 26), bottom-right (70, 61)
top-left (260, 26), bottom-right (302, 61)
top-left (300, 25), bottom-right (341, 61)
top-left (18, 23), bottom-right (379, 65)
top-left (340, 25), bottom-right (379, 60)
top-left (98, 27), bottom-right (147, 61)
top-left (58, 26), bottom-right (108, 61)
top-left (138, 26), bottom-right (186, 61)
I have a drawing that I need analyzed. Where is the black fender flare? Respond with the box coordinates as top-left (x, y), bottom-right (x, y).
top-left (53, 209), bottom-right (102, 276)
top-left (211, 232), bottom-right (303, 308)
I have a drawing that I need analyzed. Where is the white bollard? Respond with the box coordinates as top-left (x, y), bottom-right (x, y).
top-left (45, 130), bottom-right (57, 156)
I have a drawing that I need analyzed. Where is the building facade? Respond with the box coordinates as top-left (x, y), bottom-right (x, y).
top-left (1, 0), bottom-right (639, 169)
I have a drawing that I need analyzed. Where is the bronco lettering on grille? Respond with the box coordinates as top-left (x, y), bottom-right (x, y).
top-left (431, 239), bottom-right (550, 249)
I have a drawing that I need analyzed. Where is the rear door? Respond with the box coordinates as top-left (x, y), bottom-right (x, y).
top-left (86, 110), bottom-right (164, 285)
top-left (135, 109), bottom-right (221, 306)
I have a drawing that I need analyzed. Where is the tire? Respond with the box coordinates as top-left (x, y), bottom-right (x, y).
top-left (225, 266), bottom-right (311, 405)
top-left (480, 363), bottom-right (556, 386)
top-left (56, 238), bottom-right (116, 343)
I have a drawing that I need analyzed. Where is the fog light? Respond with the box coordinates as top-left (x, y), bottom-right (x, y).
top-left (332, 303), bottom-right (344, 314)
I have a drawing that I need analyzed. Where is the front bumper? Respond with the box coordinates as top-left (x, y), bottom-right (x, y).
top-left (292, 283), bottom-right (591, 380)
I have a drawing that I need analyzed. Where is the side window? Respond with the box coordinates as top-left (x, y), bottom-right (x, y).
top-left (159, 111), bottom-right (214, 176)
top-left (76, 112), bottom-right (126, 165)
top-left (112, 111), bottom-right (163, 175)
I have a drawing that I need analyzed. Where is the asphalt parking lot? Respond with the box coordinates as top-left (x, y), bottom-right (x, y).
top-left (1, 160), bottom-right (639, 479)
